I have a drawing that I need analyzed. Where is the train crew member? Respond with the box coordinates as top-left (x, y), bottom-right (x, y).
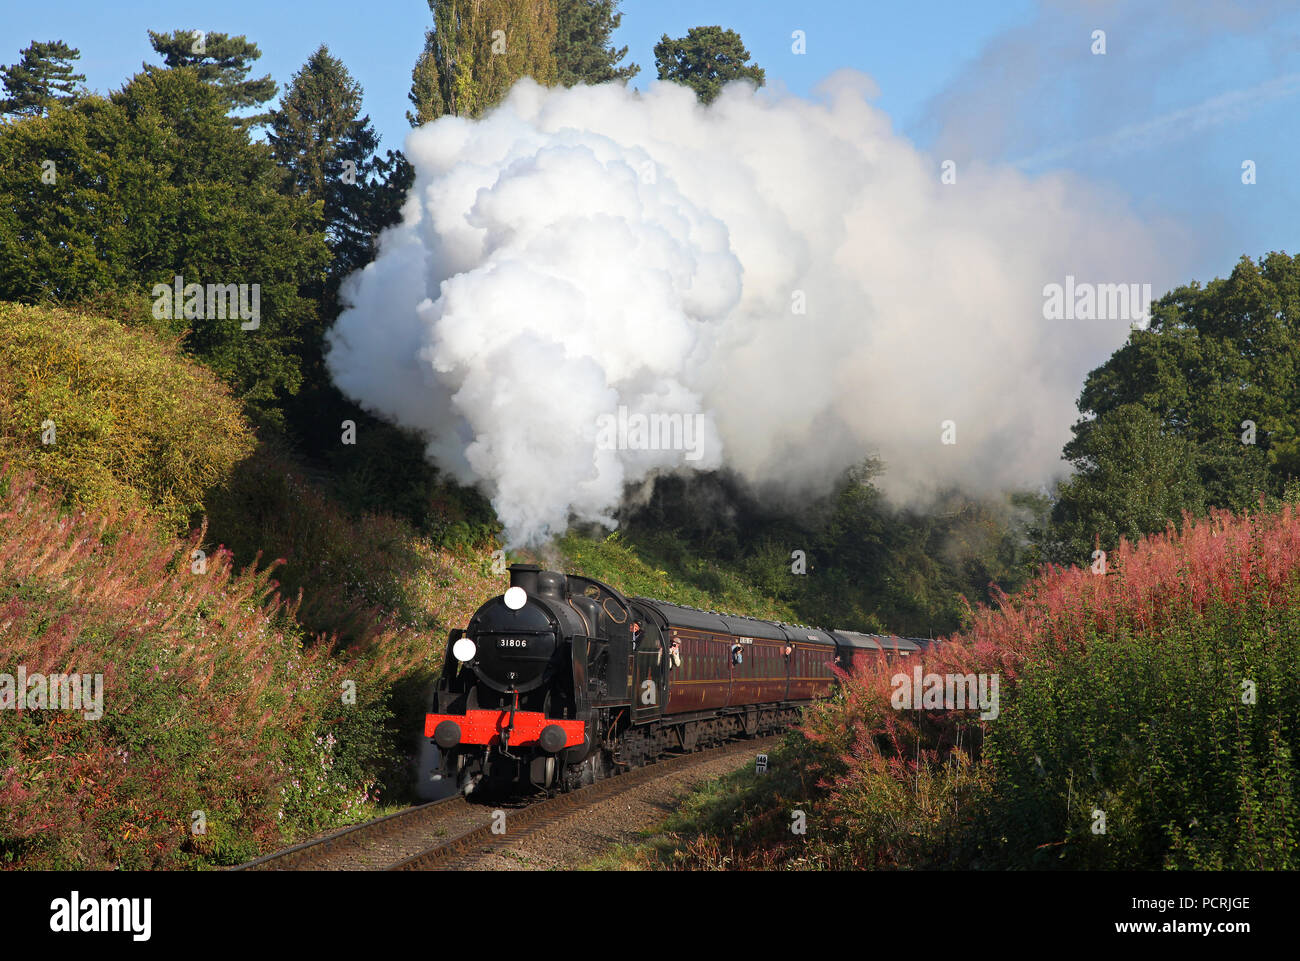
top-left (732, 644), bottom-right (743, 666)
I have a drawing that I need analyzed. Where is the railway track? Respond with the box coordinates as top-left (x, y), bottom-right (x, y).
top-left (235, 735), bottom-right (782, 871)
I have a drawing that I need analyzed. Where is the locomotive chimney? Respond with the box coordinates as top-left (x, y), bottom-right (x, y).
top-left (508, 563), bottom-right (541, 595)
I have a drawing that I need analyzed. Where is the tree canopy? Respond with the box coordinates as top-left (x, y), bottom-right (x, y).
top-left (267, 44), bottom-right (412, 448)
top-left (145, 29), bottom-right (277, 124)
top-left (554, 0), bottom-right (639, 86)
top-left (407, 0), bottom-right (558, 125)
top-left (653, 26), bottom-right (764, 104)
top-left (0, 40), bottom-right (86, 118)
top-left (269, 45), bottom-right (408, 285)
top-left (0, 67), bottom-right (327, 426)
top-left (1044, 252), bottom-right (1300, 562)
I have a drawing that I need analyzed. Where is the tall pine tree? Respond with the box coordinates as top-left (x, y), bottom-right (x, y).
top-left (267, 45), bottom-right (413, 451)
top-left (269, 45), bottom-right (409, 287)
top-left (654, 26), bottom-right (765, 104)
top-left (0, 41), bottom-right (86, 118)
top-left (554, 0), bottom-right (638, 86)
top-left (407, 0), bottom-right (558, 125)
top-left (145, 29), bottom-right (277, 125)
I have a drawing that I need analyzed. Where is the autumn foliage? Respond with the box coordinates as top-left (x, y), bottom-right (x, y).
top-left (793, 503), bottom-right (1300, 868)
top-left (649, 503), bottom-right (1300, 870)
top-left (0, 302), bottom-right (253, 532)
top-left (0, 467), bottom-right (414, 868)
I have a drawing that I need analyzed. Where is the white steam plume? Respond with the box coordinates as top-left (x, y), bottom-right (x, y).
top-left (326, 73), bottom-right (1174, 547)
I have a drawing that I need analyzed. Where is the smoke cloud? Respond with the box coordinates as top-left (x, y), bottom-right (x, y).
top-left (326, 73), bottom-right (1173, 547)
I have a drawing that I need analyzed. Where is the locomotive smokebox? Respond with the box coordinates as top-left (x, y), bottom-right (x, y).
top-left (509, 563), bottom-right (541, 594)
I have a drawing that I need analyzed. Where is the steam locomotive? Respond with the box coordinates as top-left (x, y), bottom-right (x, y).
top-left (425, 563), bottom-right (924, 795)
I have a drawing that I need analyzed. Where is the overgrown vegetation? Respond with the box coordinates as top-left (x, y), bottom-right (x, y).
top-left (0, 468), bottom-right (402, 868)
top-left (3, 7), bottom-right (1298, 873)
top-left (607, 498), bottom-right (1300, 869)
top-left (0, 302), bottom-right (253, 531)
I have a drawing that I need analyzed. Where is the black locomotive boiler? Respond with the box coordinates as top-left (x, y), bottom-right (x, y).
top-left (425, 563), bottom-right (921, 795)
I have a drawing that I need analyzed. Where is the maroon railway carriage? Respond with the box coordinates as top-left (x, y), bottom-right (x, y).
top-left (630, 598), bottom-right (839, 723)
top-left (830, 629), bottom-right (922, 672)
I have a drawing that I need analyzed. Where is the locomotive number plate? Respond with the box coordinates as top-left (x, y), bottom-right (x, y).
top-left (498, 638), bottom-right (529, 648)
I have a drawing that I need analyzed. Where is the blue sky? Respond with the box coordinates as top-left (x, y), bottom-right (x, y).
top-left (5, 0), bottom-right (1298, 284)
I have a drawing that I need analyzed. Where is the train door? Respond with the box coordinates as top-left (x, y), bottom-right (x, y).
top-left (632, 613), bottom-right (666, 722)
top-left (788, 643), bottom-right (808, 701)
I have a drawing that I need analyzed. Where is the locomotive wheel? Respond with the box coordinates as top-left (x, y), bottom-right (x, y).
top-left (563, 748), bottom-right (611, 791)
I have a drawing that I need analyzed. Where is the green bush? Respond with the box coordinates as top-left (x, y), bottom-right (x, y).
top-left (0, 301), bottom-right (253, 530)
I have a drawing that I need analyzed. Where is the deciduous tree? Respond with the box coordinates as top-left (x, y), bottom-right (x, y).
top-left (0, 69), bottom-right (327, 427)
top-left (1044, 252), bottom-right (1300, 562)
top-left (407, 0), bottom-right (557, 125)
